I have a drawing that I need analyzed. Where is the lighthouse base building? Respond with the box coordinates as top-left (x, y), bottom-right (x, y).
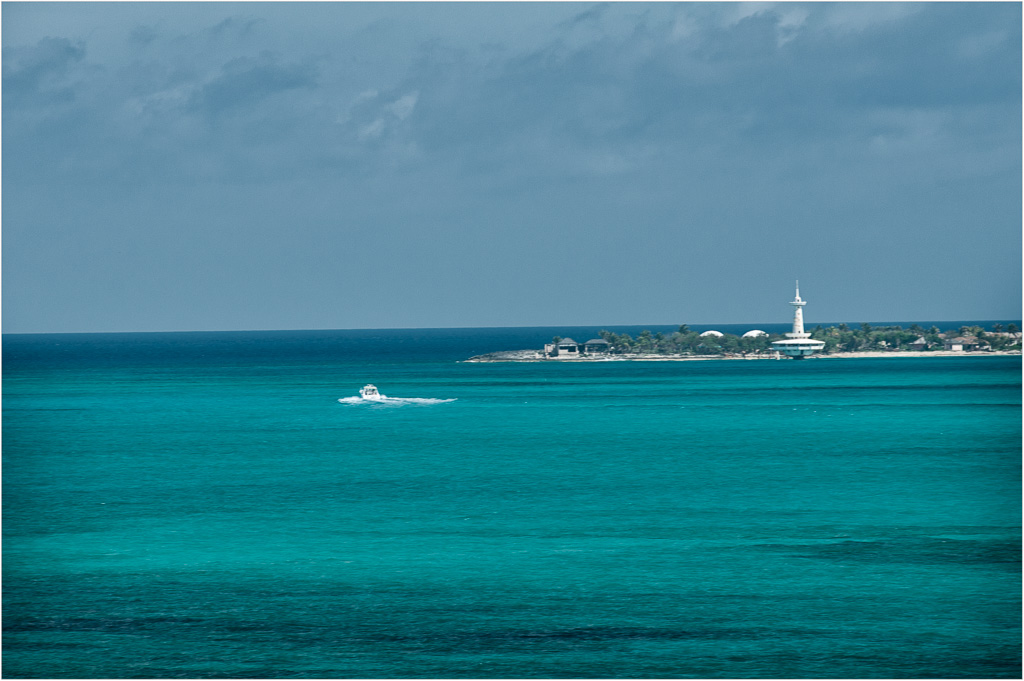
top-left (773, 337), bottom-right (826, 358)
top-left (772, 283), bottom-right (826, 359)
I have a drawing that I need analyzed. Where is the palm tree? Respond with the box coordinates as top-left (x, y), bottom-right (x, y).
top-left (638, 330), bottom-right (654, 353)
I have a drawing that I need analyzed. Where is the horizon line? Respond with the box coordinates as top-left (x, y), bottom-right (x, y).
top-left (3, 319), bottom-right (1021, 337)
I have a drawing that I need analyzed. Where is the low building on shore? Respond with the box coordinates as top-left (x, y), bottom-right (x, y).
top-left (943, 336), bottom-right (985, 352)
top-left (543, 337), bottom-right (611, 358)
top-left (544, 338), bottom-right (581, 357)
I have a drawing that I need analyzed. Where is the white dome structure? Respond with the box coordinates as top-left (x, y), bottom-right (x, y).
top-left (742, 330), bottom-right (768, 338)
top-left (700, 330), bottom-right (724, 337)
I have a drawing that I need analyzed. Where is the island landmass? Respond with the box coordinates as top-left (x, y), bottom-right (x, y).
top-left (467, 323), bottom-right (1022, 362)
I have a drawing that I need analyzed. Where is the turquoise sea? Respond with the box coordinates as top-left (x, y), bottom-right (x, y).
top-left (3, 327), bottom-right (1021, 679)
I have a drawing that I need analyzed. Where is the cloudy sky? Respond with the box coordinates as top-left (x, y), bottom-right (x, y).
top-left (3, 2), bottom-right (1020, 333)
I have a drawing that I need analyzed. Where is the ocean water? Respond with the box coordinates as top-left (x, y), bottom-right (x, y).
top-left (3, 328), bottom-right (1021, 679)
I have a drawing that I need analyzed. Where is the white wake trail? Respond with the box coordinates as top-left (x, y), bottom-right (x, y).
top-left (337, 395), bottom-right (456, 406)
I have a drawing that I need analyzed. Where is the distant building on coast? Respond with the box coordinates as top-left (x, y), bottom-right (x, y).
top-left (943, 336), bottom-right (984, 352)
top-left (544, 337), bottom-right (611, 358)
top-left (544, 338), bottom-right (580, 357)
top-left (910, 336), bottom-right (929, 350)
top-left (771, 282), bottom-right (826, 359)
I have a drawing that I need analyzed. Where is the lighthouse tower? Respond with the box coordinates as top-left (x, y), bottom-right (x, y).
top-left (772, 282), bottom-right (826, 359)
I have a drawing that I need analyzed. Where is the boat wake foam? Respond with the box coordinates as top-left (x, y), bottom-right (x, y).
top-left (337, 396), bottom-right (456, 406)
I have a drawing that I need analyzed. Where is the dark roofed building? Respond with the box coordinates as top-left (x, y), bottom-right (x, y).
top-left (556, 338), bottom-right (580, 356)
top-left (944, 336), bottom-right (982, 351)
top-left (584, 338), bottom-right (610, 353)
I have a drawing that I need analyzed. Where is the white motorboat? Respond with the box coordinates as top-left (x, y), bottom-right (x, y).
top-left (359, 384), bottom-right (384, 401)
top-left (339, 384), bottom-right (454, 405)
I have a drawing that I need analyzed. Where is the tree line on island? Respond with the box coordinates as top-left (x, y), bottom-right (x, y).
top-left (552, 323), bottom-right (1022, 356)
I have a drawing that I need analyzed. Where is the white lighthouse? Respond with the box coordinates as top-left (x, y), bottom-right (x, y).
top-left (772, 281), bottom-right (826, 359)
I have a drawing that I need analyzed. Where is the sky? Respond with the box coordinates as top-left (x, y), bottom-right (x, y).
top-left (3, 1), bottom-right (1021, 334)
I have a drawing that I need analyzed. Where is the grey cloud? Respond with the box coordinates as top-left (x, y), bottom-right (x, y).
top-left (191, 52), bottom-right (318, 116)
top-left (344, 88), bottom-right (421, 142)
top-left (2, 36), bottom-right (85, 107)
top-left (8, 4), bottom-right (1018, 186)
top-left (128, 25), bottom-right (159, 48)
top-left (384, 5), bottom-right (1013, 176)
top-left (207, 16), bottom-right (264, 39)
top-left (556, 2), bottom-right (614, 34)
